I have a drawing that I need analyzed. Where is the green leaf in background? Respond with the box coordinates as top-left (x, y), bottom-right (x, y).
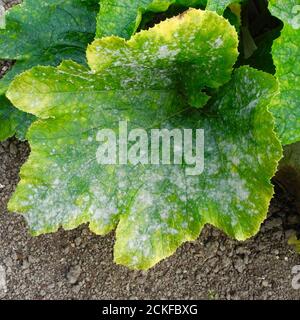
top-left (269, 0), bottom-right (300, 145)
top-left (7, 10), bottom-right (281, 269)
top-left (223, 3), bottom-right (242, 31)
top-left (239, 28), bottom-right (282, 75)
top-left (276, 142), bottom-right (300, 252)
top-left (96, 0), bottom-right (207, 39)
top-left (236, 0), bottom-right (283, 74)
top-left (0, 0), bottom-right (99, 141)
top-left (206, 0), bottom-right (241, 14)
top-left (277, 142), bottom-right (300, 213)
top-left (289, 235), bottom-right (300, 253)
top-left (0, 95), bottom-right (34, 141)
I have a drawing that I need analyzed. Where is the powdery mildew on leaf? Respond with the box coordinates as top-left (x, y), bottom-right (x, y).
top-left (115, 67), bottom-right (281, 269)
top-left (7, 10), bottom-right (281, 269)
top-left (269, 0), bottom-right (300, 145)
top-left (91, 9), bottom-right (238, 109)
top-left (0, 0), bottom-right (99, 141)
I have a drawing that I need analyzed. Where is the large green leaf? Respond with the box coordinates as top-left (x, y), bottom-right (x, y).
top-left (269, 0), bottom-right (300, 145)
top-left (0, 0), bottom-right (99, 141)
top-left (7, 10), bottom-right (281, 269)
top-left (96, 0), bottom-right (207, 39)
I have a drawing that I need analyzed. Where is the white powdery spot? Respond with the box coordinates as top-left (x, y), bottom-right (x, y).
top-left (181, 222), bottom-right (188, 229)
top-left (231, 215), bottom-right (238, 227)
top-left (136, 190), bottom-right (154, 207)
top-left (230, 156), bottom-right (240, 166)
top-left (160, 212), bottom-right (169, 220)
top-left (168, 228), bottom-right (179, 235)
top-left (90, 183), bottom-right (118, 225)
top-left (236, 187), bottom-right (250, 201)
top-left (25, 179), bottom-right (83, 232)
top-left (169, 169), bottom-right (186, 192)
top-left (290, 5), bottom-right (300, 30)
top-left (127, 231), bottom-right (152, 260)
top-left (228, 175), bottom-right (250, 201)
top-left (206, 172), bottom-right (250, 205)
top-left (211, 36), bottom-right (224, 49)
top-left (93, 205), bottom-right (118, 222)
top-left (290, 17), bottom-right (300, 29)
top-left (157, 45), bottom-right (179, 59)
top-left (52, 178), bottom-right (60, 187)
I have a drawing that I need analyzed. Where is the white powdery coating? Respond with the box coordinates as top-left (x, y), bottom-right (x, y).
top-left (89, 183), bottom-right (118, 225)
top-left (120, 166), bottom-right (200, 265)
top-left (290, 16), bottom-right (300, 29)
top-left (157, 45), bottom-right (180, 60)
top-left (211, 36), bottom-right (224, 48)
top-left (24, 181), bottom-right (83, 232)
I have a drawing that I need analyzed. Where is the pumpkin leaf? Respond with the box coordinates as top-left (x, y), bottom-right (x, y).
top-left (7, 10), bottom-right (281, 269)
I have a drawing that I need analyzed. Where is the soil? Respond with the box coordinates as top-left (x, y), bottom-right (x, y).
top-left (0, 0), bottom-right (300, 301)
